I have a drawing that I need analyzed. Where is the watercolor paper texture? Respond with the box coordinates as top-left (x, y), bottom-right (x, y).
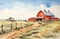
top-left (0, 0), bottom-right (60, 39)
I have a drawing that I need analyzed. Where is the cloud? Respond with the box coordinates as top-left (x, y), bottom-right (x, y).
top-left (0, 2), bottom-right (39, 20)
top-left (49, 5), bottom-right (60, 18)
top-left (0, 1), bottom-right (60, 20)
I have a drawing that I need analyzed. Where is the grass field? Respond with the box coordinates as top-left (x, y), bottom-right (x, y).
top-left (0, 20), bottom-right (60, 39)
top-left (0, 20), bottom-right (34, 34)
top-left (14, 21), bottom-right (60, 39)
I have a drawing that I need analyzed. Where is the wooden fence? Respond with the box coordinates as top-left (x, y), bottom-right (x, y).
top-left (0, 22), bottom-right (33, 34)
top-left (0, 23), bottom-right (20, 33)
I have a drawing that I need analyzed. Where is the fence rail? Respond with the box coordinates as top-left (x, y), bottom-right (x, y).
top-left (0, 23), bottom-right (18, 32)
top-left (0, 22), bottom-right (33, 34)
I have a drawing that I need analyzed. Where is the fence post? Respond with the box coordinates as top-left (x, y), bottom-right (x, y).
top-left (1, 24), bottom-right (3, 32)
top-left (11, 23), bottom-right (13, 30)
top-left (20, 22), bottom-right (22, 29)
top-left (15, 23), bottom-right (17, 29)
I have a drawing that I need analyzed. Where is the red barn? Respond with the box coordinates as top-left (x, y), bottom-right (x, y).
top-left (28, 10), bottom-right (59, 22)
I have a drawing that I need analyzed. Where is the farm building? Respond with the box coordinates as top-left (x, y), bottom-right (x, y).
top-left (28, 10), bottom-right (59, 22)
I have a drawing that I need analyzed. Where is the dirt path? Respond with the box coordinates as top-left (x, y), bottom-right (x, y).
top-left (0, 22), bottom-right (40, 39)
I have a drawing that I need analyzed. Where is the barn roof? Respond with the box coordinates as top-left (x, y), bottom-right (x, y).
top-left (43, 10), bottom-right (55, 17)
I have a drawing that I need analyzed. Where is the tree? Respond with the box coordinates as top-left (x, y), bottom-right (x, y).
top-left (8, 17), bottom-right (15, 21)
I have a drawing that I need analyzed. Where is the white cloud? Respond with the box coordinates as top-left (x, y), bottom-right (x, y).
top-left (0, 2), bottom-right (60, 20)
top-left (0, 2), bottom-right (39, 20)
top-left (49, 5), bottom-right (60, 18)
top-left (39, 4), bottom-right (48, 10)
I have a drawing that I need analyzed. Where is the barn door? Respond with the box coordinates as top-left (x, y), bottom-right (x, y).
top-left (36, 18), bottom-right (42, 21)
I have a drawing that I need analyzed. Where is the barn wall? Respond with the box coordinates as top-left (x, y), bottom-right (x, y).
top-left (44, 16), bottom-right (52, 21)
top-left (37, 11), bottom-right (45, 18)
top-left (28, 18), bottom-right (36, 22)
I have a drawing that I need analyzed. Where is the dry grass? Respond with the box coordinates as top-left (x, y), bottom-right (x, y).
top-left (0, 20), bottom-right (60, 39)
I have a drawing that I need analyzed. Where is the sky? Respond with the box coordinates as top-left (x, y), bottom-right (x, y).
top-left (0, 0), bottom-right (60, 20)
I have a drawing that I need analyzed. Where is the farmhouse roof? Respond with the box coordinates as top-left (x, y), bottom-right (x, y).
top-left (39, 10), bottom-right (55, 17)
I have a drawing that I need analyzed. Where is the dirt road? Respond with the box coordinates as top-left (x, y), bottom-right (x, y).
top-left (0, 22), bottom-right (40, 39)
